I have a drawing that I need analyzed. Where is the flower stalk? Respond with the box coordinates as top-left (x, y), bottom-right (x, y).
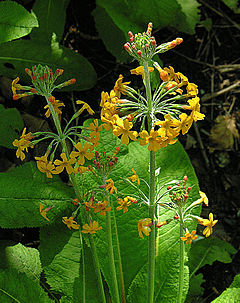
top-left (177, 207), bottom-right (185, 303)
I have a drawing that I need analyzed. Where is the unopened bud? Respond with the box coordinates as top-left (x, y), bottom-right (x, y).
top-left (174, 215), bottom-right (179, 220)
top-left (167, 186), bottom-right (171, 190)
top-left (137, 50), bottom-right (142, 57)
top-left (187, 187), bottom-right (191, 192)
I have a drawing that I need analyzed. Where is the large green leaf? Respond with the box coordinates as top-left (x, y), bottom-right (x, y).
top-left (0, 162), bottom-right (74, 228)
top-left (186, 238), bottom-right (237, 302)
top-left (188, 238), bottom-right (237, 277)
top-left (92, 6), bottom-right (130, 63)
top-left (211, 274), bottom-right (240, 303)
top-left (0, 242), bottom-right (42, 281)
top-left (0, 268), bottom-right (52, 303)
top-left (31, 0), bottom-right (70, 42)
top-left (0, 105), bottom-right (24, 149)
top-left (0, 1), bottom-right (38, 44)
top-left (39, 224), bottom-right (83, 301)
top-left (97, 0), bottom-right (200, 36)
top-left (78, 121), bottom-right (200, 302)
top-left (0, 38), bottom-right (97, 91)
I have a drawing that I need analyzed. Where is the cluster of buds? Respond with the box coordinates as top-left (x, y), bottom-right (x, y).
top-left (124, 22), bottom-right (183, 62)
top-left (124, 22), bottom-right (157, 62)
top-left (12, 65), bottom-right (76, 100)
top-left (93, 147), bottom-right (119, 175)
top-left (167, 176), bottom-right (191, 207)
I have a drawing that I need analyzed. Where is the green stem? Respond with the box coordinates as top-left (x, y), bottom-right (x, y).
top-left (89, 235), bottom-right (107, 303)
top-left (44, 96), bottom-right (106, 303)
top-left (106, 210), bottom-right (120, 303)
top-left (177, 208), bottom-right (185, 303)
top-left (143, 61), bottom-right (156, 303)
top-left (112, 206), bottom-right (126, 303)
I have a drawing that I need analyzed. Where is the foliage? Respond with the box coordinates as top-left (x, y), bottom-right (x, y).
top-left (186, 237), bottom-right (237, 302)
top-left (211, 274), bottom-right (240, 302)
top-left (0, 1), bottom-right (38, 43)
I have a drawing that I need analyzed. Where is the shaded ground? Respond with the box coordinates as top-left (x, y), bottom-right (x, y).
top-left (0, 0), bottom-right (240, 302)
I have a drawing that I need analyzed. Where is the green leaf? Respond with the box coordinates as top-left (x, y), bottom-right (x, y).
top-left (127, 247), bottom-right (189, 302)
top-left (97, 0), bottom-right (201, 37)
top-left (185, 273), bottom-right (204, 302)
top-left (31, 0), bottom-right (70, 42)
top-left (92, 6), bottom-right (130, 63)
top-left (0, 105), bottom-right (24, 149)
top-left (78, 121), bottom-right (200, 302)
top-left (188, 238), bottom-right (237, 278)
top-left (0, 242), bottom-right (42, 281)
top-left (0, 162), bottom-right (74, 228)
top-left (211, 274), bottom-right (240, 303)
top-left (39, 224), bottom-right (82, 300)
top-left (221, 0), bottom-right (240, 13)
top-left (0, 1), bottom-right (38, 44)
top-left (0, 268), bottom-right (52, 303)
top-left (0, 39), bottom-right (97, 91)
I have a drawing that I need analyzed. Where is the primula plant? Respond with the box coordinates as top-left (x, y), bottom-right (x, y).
top-left (7, 23), bottom-right (219, 303)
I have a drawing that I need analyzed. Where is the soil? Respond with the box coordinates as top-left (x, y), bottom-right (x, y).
top-left (0, 0), bottom-right (240, 302)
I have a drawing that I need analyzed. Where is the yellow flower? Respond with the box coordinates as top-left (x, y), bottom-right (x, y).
top-left (128, 168), bottom-right (140, 185)
top-left (130, 66), bottom-right (154, 79)
top-left (198, 213), bottom-right (218, 237)
top-left (186, 83), bottom-right (198, 97)
top-left (155, 114), bottom-right (179, 138)
top-left (105, 178), bottom-right (117, 194)
top-left (195, 191), bottom-right (209, 206)
top-left (171, 113), bottom-right (193, 135)
top-left (76, 100), bottom-right (95, 115)
top-left (183, 97), bottom-right (205, 122)
top-left (54, 153), bottom-right (76, 174)
top-left (62, 216), bottom-right (80, 230)
top-left (139, 129), bottom-right (164, 152)
top-left (116, 197), bottom-right (131, 213)
top-left (44, 96), bottom-right (65, 118)
top-left (40, 202), bottom-right (52, 221)
top-left (94, 200), bottom-right (112, 216)
top-left (181, 230), bottom-right (198, 244)
top-left (176, 72), bottom-right (189, 87)
top-left (12, 77), bottom-right (23, 95)
top-left (138, 218), bottom-right (152, 239)
top-left (70, 142), bottom-right (94, 165)
top-left (35, 153), bottom-right (48, 170)
top-left (113, 74), bottom-right (130, 98)
top-left (86, 119), bottom-right (103, 141)
top-left (81, 221), bottom-right (102, 234)
top-left (113, 117), bottom-right (138, 145)
top-left (36, 158), bottom-right (58, 178)
top-left (12, 127), bottom-right (34, 160)
top-left (163, 66), bottom-right (179, 82)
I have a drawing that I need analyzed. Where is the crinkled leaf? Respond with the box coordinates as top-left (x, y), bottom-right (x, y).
top-left (0, 38), bottom-right (97, 91)
top-left (97, 0), bottom-right (201, 37)
top-left (0, 162), bottom-right (74, 228)
top-left (31, 0), bottom-right (70, 42)
top-left (211, 273), bottom-right (240, 302)
top-left (39, 223), bottom-right (82, 300)
top-left (0, 242), bottom-right (42, 281)
top-left (78, 121), bottom-right (200, 302)
top-left (0, 268), bottom-right (52, 302)
top-left (188, 238), bottom-right (237, 278)
top-left (0, 1), bottom-right (38, 44)
top-left (0, 105), bottom-right (24, 149)
top-left (185, 273), bottom-right (204, 302)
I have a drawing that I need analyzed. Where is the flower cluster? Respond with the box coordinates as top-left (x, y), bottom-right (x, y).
top-left (12, 65), bottom-right (76, 100)
top-left (137, 176), bottom-right (218, 241)
top-left (124, 22), bottom-right (183, 62)
top-left (92, 147), bottom-right (119, 176)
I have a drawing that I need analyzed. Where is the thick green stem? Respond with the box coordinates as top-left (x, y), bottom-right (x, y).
top-left (177, 208), bottom-right (185, 303)
top-left (45, 96), bottom-right (106, 303)
top-left (106, 210), bottom-right (120, 303)
top-left (143, 61), bottom-right (156, 303)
